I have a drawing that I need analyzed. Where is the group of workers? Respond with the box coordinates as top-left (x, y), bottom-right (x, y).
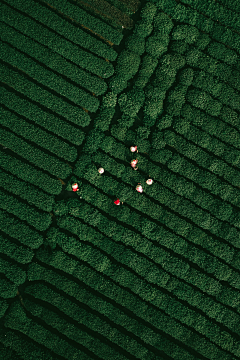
top-left (72, 145), bottom-right (153, 204)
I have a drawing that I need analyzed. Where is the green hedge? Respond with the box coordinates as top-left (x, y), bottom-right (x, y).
top-left (134, 54), bottom-right (158, 89)
top-left (164, 129), bottom-right (240, 189)
top-left (0, 278), bottom-right (17, 299)
top-left (1, 22), bottom-right (107, 97)
top-left (1, 88), bottom-right (85, 145)
top-left (192, 69), bottom-right (240, 112)
top-left (44, 0), bottom-right (123, 45)
top-left (0, 257), bottom-right (26, 285)
top-left (156, 0), bottom-right (240, 53)
top-left (94, 107), bottom-right (115, 131)
top-left (0, 128), bottom-right (72, 179)
top-left (4, 302), bottom-right (90, 360)
top-left (118, 88), bottom-right (145, 117)
top-left (173, 118), bottom-right (240, 170)
top-left (0, 151), bottom-right (62, 196)
top-left (1, 62), bottom-right (99, 122)
top-left (180, 0), bottom-right (240, 33)
top-left (0, 330), bottom-right (54, 360)
top-left (25, 282), bottom-right (158, 360)
top-left (0, 169), bottom-right (55, 213)
top-left (181, 103), bottom-right (240, 151)
top-left (24, 297), bottom-right (130, 360)
top-left (0, 234), bottom-right (34, 264)
top-left (34, 247), bottom-right (238, 358)
top-left (0, 209), bottom-right (44, 249)
top-left (1, 42), bottom-right (99, 113)
top-left (0, 190), bottom-right (52, 232)
top-left (27, 262), bottom-right (195, 360)
top-left (0, 299), bottom-right (9, 318)
top-left (77, 150), bottom-right (240, 269)
top-left (1, 107), bottom-right (77, 163)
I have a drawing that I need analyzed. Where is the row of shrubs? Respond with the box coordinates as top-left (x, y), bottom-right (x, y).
top-left (1, 107), bottom-right (77, 163)
top-left (1, 87), bottom-right (86, 145)
top-left (3, 2), bottom-right (115, 79)
top-left (28, 245), bottom-right (240, 357)
top-left (1, 21), bottom-right (108, 96)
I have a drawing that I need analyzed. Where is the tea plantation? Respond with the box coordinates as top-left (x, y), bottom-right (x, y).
top-left (1, 0), bottom-right (240, 359)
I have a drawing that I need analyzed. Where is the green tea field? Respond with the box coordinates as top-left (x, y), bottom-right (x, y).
top-left (1, 0), bottom-right (240, 359)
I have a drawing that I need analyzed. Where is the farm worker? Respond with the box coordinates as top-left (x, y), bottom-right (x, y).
top-left (146, 179), bottom-right (153, 185)
top-left (72, 183), bottom-right (79, 192)
top-left (130, 159), bottom-right (138, 169)
top-left (98, 167), bottom-right (104, 174)
top-left (114, 199), bottom-right (121, 205)
top-left (130, 146), bottom-right (138, 153)
top-left (136, 185), bottom-right (143, 193)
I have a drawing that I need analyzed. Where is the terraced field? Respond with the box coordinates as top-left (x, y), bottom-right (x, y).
top-left (1, 0), bottom-right (240, 359)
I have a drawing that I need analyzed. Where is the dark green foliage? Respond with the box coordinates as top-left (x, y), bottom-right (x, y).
top-left (108, 75), bottom-right (128, 94)
top-left (133, 20), bottom-right (153, 37)
top-left (1, 108), bottom-right (77, 163)
top-left (134, 54), bottom-right (158, 88)
top-left (1, 43), bottom-right (100, 113)
top-left (156, 114), bottom-right (173, 129)
top-left (136, 126), bottom-right (151, 139)
top-left (0, 151), bottom-right (62, 196)
top-left (94, 107), bottom-right (115, 131)
top-left (0, 257), bottom-right (26, 285)
top-left (0, 189), bottom-right (52, 232)
top-left (0, 299), bottom-right (9, 318)
top-left (0, 209), bottom-right (44, 249)
top-left (178, 68), bottom-right (194, 86)
top-left (118, 88), bottom-right (145, 117)
top-left (143, 99), bottom-right (164, 120)
top-left (187, 88), bottom-right (222, 117)
top-left (82, 128), bottom-right (105, 153)
top-left (0, 235), bottom-right (34, 264)
top-left (117, 114), bottom-right (136, 129)
top-left (125, 34), bottom-right (145, 55)
top-left (0, 128), bottom-right (72, 179)
top-left (0, 278), bottom-right (17, 298)
top-left (140, 2), bottom-right (157, 21)
top-left (170, 40), bottom-right (189, 54)
top-left (166, 85), bottom-right (187, 116)
top-left (116, 50), bottom-right (141, 77)
top-left (2, 2), bottom-right (240, 360)
top-left (153, 12), bottom-right (174, 34)
top-left (146, 33), bottom-right (170, 58)
top-left (102, 91), bottom-right (118, 108)
top-left (0, 169), bottom-right (55, 212)
top-left (172, 25), bottom-right (199, 44)
top-left (4, 0), bottom-right (122, 46)
top-left (152, 130), bottom-right (166, 149)
top-left (1, 30), bottom-right (108, 96)
top-left (1, 87), bottom-right (86, 145)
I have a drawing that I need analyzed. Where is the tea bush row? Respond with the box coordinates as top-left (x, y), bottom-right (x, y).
top-left (0, 128), bottom-right (72, 179)
top-left (1, 42), bottom-right (100, 113)
top-left (0, 234), bottom-right (34, 264)
top-left (1, 22), bottom-right (107, 97)
top-left (4, 302), bottom-right (90, 360)
top-left (0, 209), bottom-right (44, 249)
top-left (1, 107), bottom-right (77, 163)
top-left (24, 284), bottom-right (157, 360)
top-left (0, 190), bottom-right (52, 232)
top-left (0, 151), bottom-right (62, 196)
top-left (2, 2), bottom-right (115, 79)
top-left (1, 88), bottom-right (86, 146)
top-left (0, 169), bottom-right (55, 213)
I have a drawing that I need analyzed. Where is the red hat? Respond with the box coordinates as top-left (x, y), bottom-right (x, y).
top-left (114, 199), bottom-right (120, 205)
